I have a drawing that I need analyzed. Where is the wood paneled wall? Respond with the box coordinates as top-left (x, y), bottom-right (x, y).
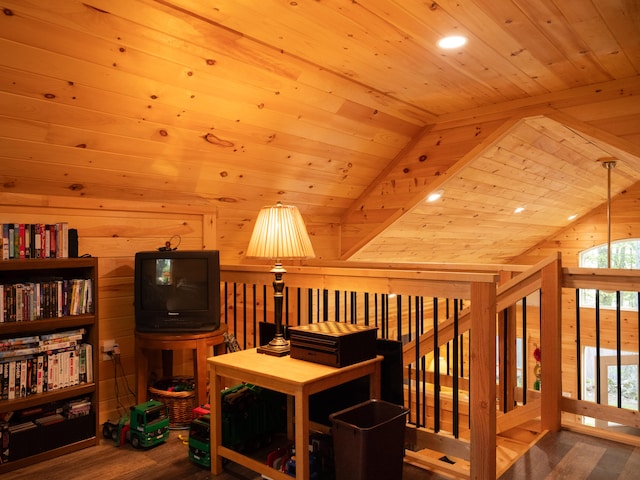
top-left (0, 193), bottom-right (216, 423)
top-left (515, 181), bottom-right (640, 403)
top-left (2, 176), bottom-right (638, 424)
top-left (516, 181), bottom-right (640, 267)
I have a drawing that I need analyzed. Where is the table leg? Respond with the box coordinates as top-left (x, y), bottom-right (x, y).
top-left (286, 396), bottom-right (295, 440)
top-left (161, 349), bottom-right (174, 377)
top-left (194, 339), bottom-right (208, 406)
top-left (370, 361), bottom-right (382, 399)
top-left (210, 365), bottom-right (223, 475)
top-left (294, 391), bottom-right (309, 480)
top-left (214, 342), bottom-right (226, 356)
top-left (136, 345), bottom-right (148, 404)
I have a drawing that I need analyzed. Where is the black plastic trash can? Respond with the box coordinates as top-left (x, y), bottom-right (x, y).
top-left (329, 399), bottom-right (409, 480)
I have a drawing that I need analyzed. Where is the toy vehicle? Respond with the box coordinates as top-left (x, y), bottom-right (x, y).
top-left (102, 400), bottom-right (170, 449)
top-left (188, 413), bottom-right (211, 468)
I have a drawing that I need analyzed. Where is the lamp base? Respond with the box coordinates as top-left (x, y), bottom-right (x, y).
top-left (257, 336), bottom-right (290, 357)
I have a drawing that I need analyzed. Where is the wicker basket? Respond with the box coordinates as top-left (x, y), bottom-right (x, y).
top-left (148, 376), bottom-right (196, 429)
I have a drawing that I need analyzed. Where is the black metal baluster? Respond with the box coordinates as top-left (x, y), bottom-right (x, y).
top-left (396, 294), bottom-right (402, 341)
top-left (252, 284), bottom-right (257, 347)
top-left (433, 297), bottom-right (440, 432)
top-left (576, 290), bottom-right (581, 401)
top-left (351, 291), bottom-right (357, 324)
top-left (503, 309), bottom-right (508, 413)
top-left (522, 296), bottom-right (528, 405)
top-left (323, 289), bottom-right (329, 322)
top-left (616, 290), bottom-right (622, 408)
top-left (242, 283), bottom-right (247, 349)
top-left (364, 292), bottom-right (370, 326)
top-left (596, 291), bottom-right (601, 405)
top-left (453, 298), bottom-right (459, 438)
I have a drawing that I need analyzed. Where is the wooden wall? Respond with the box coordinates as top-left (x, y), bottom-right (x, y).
top-left (515, 181), bottom-right (640, 403)
top-left (0, 193), bottom-right (216, 423)
top-left (2, 178), bottom-right (638, 424)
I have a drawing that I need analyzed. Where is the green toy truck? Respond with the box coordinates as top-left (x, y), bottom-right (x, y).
top-left (188, 413), bottom-right (211, 468)
top-left (102, 400), bottom-right (170, 448)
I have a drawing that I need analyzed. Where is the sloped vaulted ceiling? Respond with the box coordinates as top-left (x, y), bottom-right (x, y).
top-left (0, 0), bottom-right (639, 263)
top-left (345, 115), bottom-right (640, 263)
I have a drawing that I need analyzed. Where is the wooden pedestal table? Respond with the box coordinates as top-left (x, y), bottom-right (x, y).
top-left (208, 348), bottom-right (382, 480)
top-left (135, 325), bottom-right (228, 407)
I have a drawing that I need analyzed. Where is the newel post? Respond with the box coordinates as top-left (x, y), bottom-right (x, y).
top-left (469, 280), bottom-right (497, 480)
top-left (540, 252), bottom-right (562, 431)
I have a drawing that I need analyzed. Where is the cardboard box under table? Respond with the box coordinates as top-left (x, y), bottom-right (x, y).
top-left (289, 322), bottom-right (377, 367)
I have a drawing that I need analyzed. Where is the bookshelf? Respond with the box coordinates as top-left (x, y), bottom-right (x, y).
top-left (0, 257), bottom-right (99, 473)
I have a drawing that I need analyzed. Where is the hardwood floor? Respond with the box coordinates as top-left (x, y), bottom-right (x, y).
top-left (2, 429), bottom-right (639, 479)
top-left (499, 430), bottom-right (640, 480)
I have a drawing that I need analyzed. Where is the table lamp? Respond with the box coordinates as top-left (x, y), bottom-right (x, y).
top-left (246, 202), bottom-right (315, 356)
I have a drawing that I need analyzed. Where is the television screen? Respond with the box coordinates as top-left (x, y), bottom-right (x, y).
top-left (134, 250), bottom-right (220, 333)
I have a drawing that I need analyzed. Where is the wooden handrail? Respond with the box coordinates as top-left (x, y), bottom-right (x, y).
top-left (217, 254), bottom-right (640, 479)
top-left (402, 254), bottom-right (559, 363)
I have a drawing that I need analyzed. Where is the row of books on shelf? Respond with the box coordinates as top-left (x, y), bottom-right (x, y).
top-left (4, 397), bottom-right (92, 431)
top-left (0, 329), bottom-right (93, 400)
top-left (1, 222), bottom-right (71, 260)
top-left (1, 396), bottom-right (93, 463)
top-left (0, 278), bottom-right (93, 322)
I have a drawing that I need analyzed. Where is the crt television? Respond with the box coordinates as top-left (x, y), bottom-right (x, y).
top-left (134, 250), bottom-right (221, 333)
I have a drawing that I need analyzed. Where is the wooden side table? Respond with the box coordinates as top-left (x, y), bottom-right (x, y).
top-left (135, 325), bottom-right (228, 407)
top-left (208, 349), bottom-right (382, 480)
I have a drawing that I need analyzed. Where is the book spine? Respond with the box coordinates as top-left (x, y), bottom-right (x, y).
top-left (36, 354), bottom-right (44, 393)
top-left (8, 361), bottom-right (15, 400)
top-left (34, 224), bottom-right (42, 258)
top-left (70, 350), bottom-right (78, 386)
top-left (40, 224), bottom-right (46, 258)
top-left (8, 224), bottom-right (15, 259)
top-left (35, 282), bottom-right (41, 319)
top-left (85, 343), bottom-right (93, 383)
top-left (14, 284), bottom-right (23, 322)
top-left (20, 358), bottom-right (27, 398)
top-left (60, 222), bottom-right (69, 258)
top-left (1, 361), bottom-right (8, 400)
top-left (40, 328), bottom-right (85, 341)
top-left (42, 354), bottom-right (48, 392)
top-left (39, 340), bottom-right (80, 354)
top-left (49, 224), bottom-right (56, 258)
top-left (61, 350), bottom-right (69, 389)
top-left (56, 280), bottom-right (63, 317)
top-left (1, 224), bottom-right (9, 260)
top-left (7, 285), bottom-right (15, 322)
top-left (44, 225), bottom-right (50, 258)
top-left (79, 346), bottom-right (86, 383)
top-left (13, 223), bottom-right (24, 258)
top-left (0, 345), bottom-right (39, 359)
top-left (14, 358), bottom-right (21, 398)
top-left (24, 224), bottom-right (32, 259)
top-left (49, 352), bottom-right (58, 390)
top-left (28, 356), bottom-right (36, 395)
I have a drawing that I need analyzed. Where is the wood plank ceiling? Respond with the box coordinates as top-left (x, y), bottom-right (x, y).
top-left (0, 0), bottom-right (639, 264)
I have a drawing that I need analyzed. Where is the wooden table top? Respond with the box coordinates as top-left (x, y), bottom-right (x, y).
top-left (208, 348), bottom-right (382, 387)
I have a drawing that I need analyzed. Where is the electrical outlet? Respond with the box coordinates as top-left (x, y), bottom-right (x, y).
top-left (102, 339), bottom-right (117, 360)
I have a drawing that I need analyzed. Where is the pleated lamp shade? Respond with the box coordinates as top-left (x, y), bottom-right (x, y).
top-left (246, 202), bottom-right (315, 260)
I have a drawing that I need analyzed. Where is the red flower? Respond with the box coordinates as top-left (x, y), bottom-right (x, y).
top-left (533, 347), bottom-right (541, 362)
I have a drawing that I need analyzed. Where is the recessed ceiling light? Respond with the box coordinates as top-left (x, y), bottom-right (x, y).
top-left (427, 190), bottom-right (444, 202)
top-left (438, 35), bottom-right (467, 49)
top-left (568, 214), bottom-right (577, 221)
top-left (514, 207), bottom-right (525, 214)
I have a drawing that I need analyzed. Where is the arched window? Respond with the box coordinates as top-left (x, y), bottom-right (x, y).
top-left (578, 239), bottom-right (640, 311)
